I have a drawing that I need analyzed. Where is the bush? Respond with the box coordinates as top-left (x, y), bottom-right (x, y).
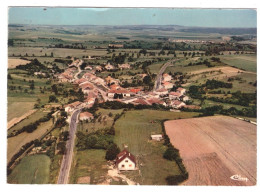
top-left (105, 143), bottom-right (120, 160)
top-left (166, 173), bottom-right (189, 185)
top-left (163, 146), bottom-right (180, 161)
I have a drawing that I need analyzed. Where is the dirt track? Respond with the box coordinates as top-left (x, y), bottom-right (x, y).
top-left (164, 116), bottom-right (256, 186)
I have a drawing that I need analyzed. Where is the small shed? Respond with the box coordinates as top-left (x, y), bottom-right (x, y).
top-left (151, 134), bottom-right (163, 141)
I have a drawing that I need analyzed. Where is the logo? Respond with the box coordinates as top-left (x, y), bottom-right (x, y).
top-left (230, 174), bottom-right (248, 182)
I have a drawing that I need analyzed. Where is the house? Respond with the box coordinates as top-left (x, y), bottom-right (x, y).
top-left (130, 88), bottom-right (141, 94)
top-left (162, 73), bottom-right (172, 82)
top-left (118, 63), bottom-right (131, 70)
top-left (85, 66), bottom-right (93, 70)
top-left (105, 76), bottom-right (120, 85)
top-left (79, 111), bottom-right (94, 121)
top-left (179, 95), bottom-right (189, 102)
top-left (147, 98), bottom-right (167, 107)
top-left (132, 98), bottom-right (150, 106)
top-left (171, 100), bottom-right (186, 109)
top-left (108, 44), bottom-right (124, 48)
top-left (115, 149), bottom-right (136, 171)
top-left (177, 87), bottom-right (186, 95)
top-left (151, 134), bottom-right (163, 141)
top-left (110, 84), bottom-right (121, 90)
top-left (95, 65), bottom-right (103, 72)
top-left (162, 81), bottom-right (174, 89)
top-left (107, 89), bottom-right (132, 98)
top-left (169, 91), bottom-right (182, 100)
top-left (65, 101), bottom-right (82, 113)
top-left (155, 88), bottom-right (168, 96)
top-left (105, 63), bottom-right (115, 70)
top-left (84, 97), bottom-right (96, 105)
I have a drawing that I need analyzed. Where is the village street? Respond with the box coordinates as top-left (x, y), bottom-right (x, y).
top-left (57, 108), bottom-right (81, 184)
top-left (153, 59), bottom-right (177, 91)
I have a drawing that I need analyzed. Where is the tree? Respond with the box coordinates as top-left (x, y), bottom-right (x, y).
top-left (8, 74), bottom-right (12, 80)
top-left (49, 95), bottom-right (57, 103)
top-left (163, 146), bottom-right (179, 161)
top-left (105, 143), bottom-right (120, 160)
top-left (30, 83), bottom-right (35, 90)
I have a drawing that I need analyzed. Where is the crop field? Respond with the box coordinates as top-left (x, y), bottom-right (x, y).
top-left (164, 116), bottom-right (256, 186)
top-left (219, 54), bottom-right (256, 72)
top-left (114, 109), bottom-right (199, 185)
top-left (8, 58), bottom-right (31, 68)
top-left (7, 120), bottom-right (53, 162)
top-left (8, 154), bottom-right (51, 184)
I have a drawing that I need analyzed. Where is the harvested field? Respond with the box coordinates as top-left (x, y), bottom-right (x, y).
top-left (8, 58), bottom-right (31, 69)
top-left (7, 109), bottom-right (36, 129)
top-left (164, 116), bottom-right (256, 186)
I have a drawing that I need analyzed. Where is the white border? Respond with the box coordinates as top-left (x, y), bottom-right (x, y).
top-left (0, 1), bottom-right (259, 195)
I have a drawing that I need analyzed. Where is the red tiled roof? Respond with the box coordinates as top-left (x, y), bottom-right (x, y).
top-left (172, 100), bottom-right (184, 105)
top-left (108, 89), bottom-right (131, 94)
top-left (130, 88), bottom-right (141, 93)
top-left (133, 98), bottom-right (150, 105)
top-left (169, 92), bottom-right (182, 96)
top-left (115, 149), bottom-right (136, 165)
top-left (147, 98), bottom-right (164, 105)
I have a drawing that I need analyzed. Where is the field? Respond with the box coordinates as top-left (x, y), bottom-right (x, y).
top-left (7, 120), bottom-right (53, 162)
top-left (69, 150), bottom-right (109, 184)
top-left (8, 58), bottom-right (31, 68)
top-left (164, 116), bottom-right (256, 186)
top-left (8, 154), bottom-right (51, 184)
top-left (114, 109), bottom-right (199, 185)
top-left (219, 54), bottom-right (256, 72)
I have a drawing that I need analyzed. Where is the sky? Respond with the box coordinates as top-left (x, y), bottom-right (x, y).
top-left (8, 7), bottom-right (257, 28)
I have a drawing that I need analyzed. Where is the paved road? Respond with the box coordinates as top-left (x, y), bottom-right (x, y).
top-left (153, 59), bottom-right (177, 91)
top-left (57, 109), bottom-right (81, 184)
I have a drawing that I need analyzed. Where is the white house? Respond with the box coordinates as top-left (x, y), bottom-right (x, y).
top-left (180, 95), bottom-right (189, 102)
top-left (65, 101), bottom-right (82, 113)
top-left (107, 89), bottom-right (132, 98)
top-left (115, 149), bottom-right (136, 171)
top-left (151, 134), bottom-right (163, 141)
top-left (105, 63), bottom-right (115, 70)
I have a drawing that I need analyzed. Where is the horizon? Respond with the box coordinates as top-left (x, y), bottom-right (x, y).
top-left (8, 7), bottom-right (257, 28)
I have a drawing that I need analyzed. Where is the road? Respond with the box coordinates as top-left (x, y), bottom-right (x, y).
top-left (57, 109), bottom-right (81, 184)
top-left (153, 59), bottom-right (177, 91)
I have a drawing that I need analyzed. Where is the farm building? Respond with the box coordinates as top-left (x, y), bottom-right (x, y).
top-left (151, 134), bottom-right (163, 141)
top-left (79, 111), bottom-right (94, 121)
top-left (162, 73), bottom-right (172, 82)
top-left (107, 89), bottom-right (132, 98)
top-left (169, 91), bottom-right (182, 100)
top-left (65, 101), bottom-right (83, 113)
top-left (115, 149), bottom-right (136, 171)
top-left (177, 87), bottom-right (186, 95)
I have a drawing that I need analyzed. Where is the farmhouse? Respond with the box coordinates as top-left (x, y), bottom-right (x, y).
top-left (162, 73), bottom-right (172, 82)
top-left (147, 98), bottom-right (167, 106)
top-left (171, 100), bottom-right (186, 109)
top-left (179, 95), bottom-right (189, 102)
top-left (162, 81), bottom-right (174, 89)
top-left (108, 44), bottom-right (124, 48)
top-left (155, 88), bottom-right (168, 96)
top-left (115, 149), bottom-right (136, 171)
top-left (118, 63), bottom-right (131, 70)
top-left (105, 63), bottom-right (115, 70)
top-left (95, 65), bottom-right (103, 72)
top-left (65, 101), bottom-right (82, 113)
top-left (177, 87), bottom-right (186, 95)
top-left (79, 111), bottom-right (94, 121)
top-left (169, 91), bottom-right (182, 100)
top-left (151, 134), bottom-right (163, 141)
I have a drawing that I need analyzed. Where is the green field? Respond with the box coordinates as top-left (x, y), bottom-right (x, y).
top-left (220, 54), bottom-right (256, 72)
top-left (8, 110), bottom-right (47, 134)
top-left (7, 120), bottom-right (53, 162)
top-left (114, 109), bottom-right (199, 185)
top-left (8, 154), bottom-right (51, 184)
top-left (69, 150), bottom-right (109, 184)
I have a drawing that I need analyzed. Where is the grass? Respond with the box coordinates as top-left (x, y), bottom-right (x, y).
top-left (49, 154), bottom-right (63, 184)
top-left (7, 120), bottom-right (53, 162)
top-left (219, 54), bottom-right (256, 72)
top-left (8, 154), bottom-right (51, 184)
top-left (69, 150), bottom-right (109, 184)
top-left (77, 109), bottom-right (123, 133)
top-left (8, 110), bottom-right (47, 134)
top-left (114, 109), bottom-right (199, 185)
top-left (201, 99), bottom-right (248, 110)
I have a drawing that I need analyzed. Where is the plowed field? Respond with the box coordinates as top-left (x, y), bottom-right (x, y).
top-left (165, 116), bottom-right (256, 186)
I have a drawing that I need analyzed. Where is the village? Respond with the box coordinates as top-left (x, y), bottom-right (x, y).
top-left (58, 58), bottom-right (192, 121)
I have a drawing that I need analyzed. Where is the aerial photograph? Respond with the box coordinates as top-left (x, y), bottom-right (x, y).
top-left (6, 7), bottom-right (256, 185)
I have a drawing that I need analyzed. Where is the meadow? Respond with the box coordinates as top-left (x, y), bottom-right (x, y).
top-left (114, 109), bottom-right (199, 185)
top-left (8, 154), bottom-right (51, 184)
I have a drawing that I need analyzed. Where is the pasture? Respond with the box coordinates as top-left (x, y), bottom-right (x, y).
top-left (114, 109), bottom-right (199, 185)
top-left (7, 120), bottom-right (53, 163)
top-left (8, 154), bottom-right (51, 184)
top-left (165, 116), bottom-right (256, 186)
